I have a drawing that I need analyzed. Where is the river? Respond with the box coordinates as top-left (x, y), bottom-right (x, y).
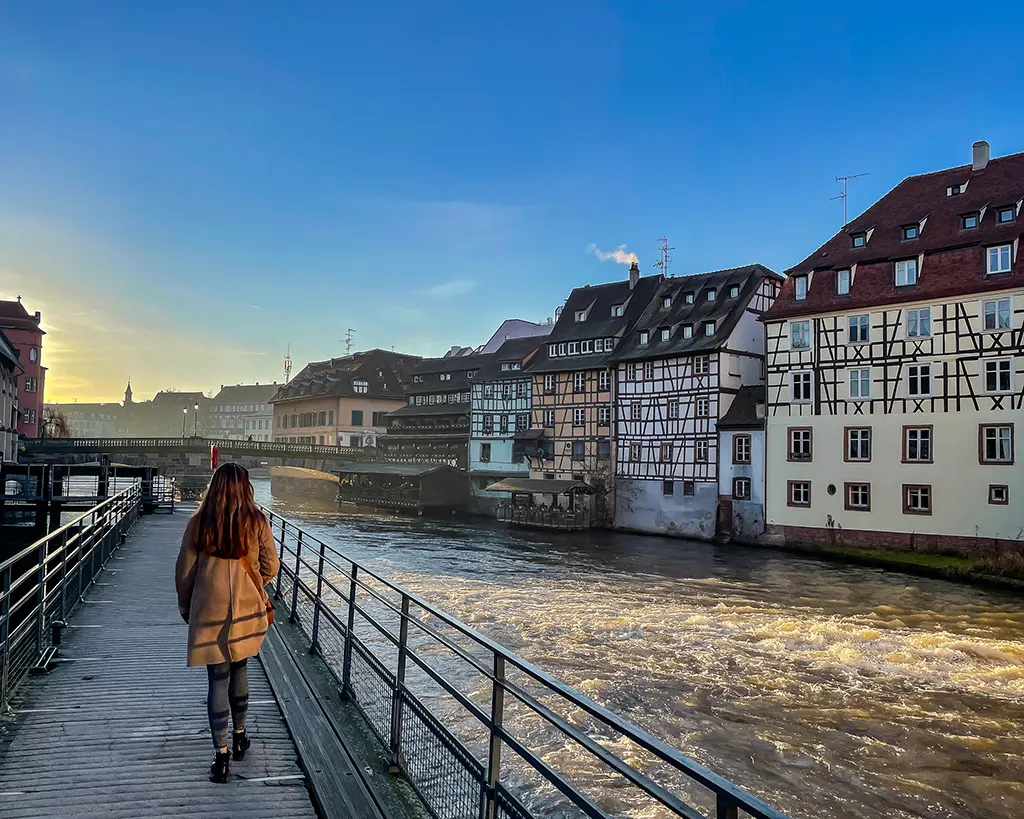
top-left (254, 479), bottom-right (1024, 819)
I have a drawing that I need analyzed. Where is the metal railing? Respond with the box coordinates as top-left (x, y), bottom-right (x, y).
top-left (495, 502), bottom-right (591, 531)
top-left (22, 436), bottom-right (369, 458)
top-left (264, 509), bottom-right (788, 819)
top-left (0, 484), bottom-right (142, 711)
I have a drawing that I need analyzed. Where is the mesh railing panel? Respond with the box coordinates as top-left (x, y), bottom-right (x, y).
top-left (494, 783), bottom-right (533, 819)
top-left (399, 689), bottom-right (484, 819)
top-left (348, 636), bottom-right (395, 744)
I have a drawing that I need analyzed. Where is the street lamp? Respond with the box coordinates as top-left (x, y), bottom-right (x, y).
top-left (182, 407), bottom-right (187, 438)
top-left (193, 402), bottom-right (199, 436)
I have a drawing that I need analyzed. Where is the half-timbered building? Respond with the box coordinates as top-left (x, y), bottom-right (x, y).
top-left (468, 336), bottom-right (548, 514)
top-left (611, 265), bottom-right (782, 538)
top-left (525, 262), bottom-right (662, 524)
top-left (380, 351), bottom-right (492, 470)
top-left (762, 141), bottom-right (1024, 552)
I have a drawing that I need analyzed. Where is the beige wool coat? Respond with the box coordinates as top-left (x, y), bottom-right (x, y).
top-left (174, 517), bottom-right (281, 667)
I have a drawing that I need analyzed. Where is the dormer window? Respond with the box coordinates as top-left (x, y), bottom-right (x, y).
top-left (895, 259), bottom-right (918, 287)
top-left (549, 344), bottom-right (558, 357)
top-left (440, 373), bottom-right (451, 381)
top-left (837, 269), bottom-right (851, 295)
top-left (851, 232), bottom-right (867, 248)
top-left (961, 212), bottom-right (979, 230)
top-left (468, 370), bottom-right (477, 379)
top-left (662, 296), bottom-right (672, 309)
top-left (729, 285), bottom-right (739, 298)
top-left (684, 292), bottom-right (694, 304)
top-left (996, 206), bottom-right (1016, 224)
top-left (704, 321), bottom-right (716, 336)
top-left (611, 304), bottom-right (624, 317)
top-left (794, 276), bottom-right (808, 301)
top-left (639, 331), bottom-right (649, 345)
top-left (660, 328), bottom-right (670, 342)
top-left (353, 379), bottom-right (369, 394)
top-left (901, 224), bottom-right (919, 241)
top-left (575, 310), bottom-right (587, 322)
top-left (501, 363), bottom-right (510, 371)
top-left (947, 184), bottom-right (963, 196)
top-left (683, 325), bottom-right (693, 339)
top-left (707, 289), bottom-right (717, 302)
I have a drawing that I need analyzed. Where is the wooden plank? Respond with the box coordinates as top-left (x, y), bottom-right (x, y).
top-left (260, 626), bottom-right (384, 819)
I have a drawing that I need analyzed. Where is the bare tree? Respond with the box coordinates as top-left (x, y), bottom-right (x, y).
top-left (41, 407), bottom-right (71, 438)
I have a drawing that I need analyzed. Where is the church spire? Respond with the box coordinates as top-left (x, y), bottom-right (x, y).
top-left (124, 379), bottom-right (133, 405)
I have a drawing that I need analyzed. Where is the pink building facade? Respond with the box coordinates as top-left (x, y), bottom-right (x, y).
top-left (0, 299), bottom-right (46, 439)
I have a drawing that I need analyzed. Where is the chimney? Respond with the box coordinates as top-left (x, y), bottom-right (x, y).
top-left (972, 140), bottom-right (990, 172)
top-left (628, 260), bottom-right (640, 290)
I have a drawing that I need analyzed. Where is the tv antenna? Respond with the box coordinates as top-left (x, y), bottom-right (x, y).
top-left (652, 237), bottom-right (675, 277)
top-left (283, 344), bottom-right (293, 383)
top-left (341, 328), bottom-right (355, 355)
top-left (830, 173), bottom-right (870, 225)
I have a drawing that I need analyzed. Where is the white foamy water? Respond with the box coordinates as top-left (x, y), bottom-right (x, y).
top-left (258, 481), bottom-right (1024, 819)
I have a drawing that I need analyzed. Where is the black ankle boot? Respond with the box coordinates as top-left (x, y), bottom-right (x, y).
top-left (209, 749), bottom-right (231, 783)
top-left (232, 730), bottom-right (251, 761)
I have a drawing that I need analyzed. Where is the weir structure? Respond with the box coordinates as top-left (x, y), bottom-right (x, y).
top-left (0, 487), bottom-right (789, 819)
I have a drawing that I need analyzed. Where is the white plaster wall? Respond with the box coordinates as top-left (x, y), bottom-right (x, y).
top-left (615, 478), bottom-right (718, 539)
top-left (765, 410), bottom-right (1022, 541)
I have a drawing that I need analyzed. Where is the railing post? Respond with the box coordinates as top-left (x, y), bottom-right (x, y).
top-left (35, 540), bottom-right (47, 655)
top-left (274, 515), bottom-right (286, 602)
top-left (0, 568), bottom-right (11, 712)
top-left (716, 795), bottom-right (738, 819)
top-left (388, 593), bottom-right (410, 774)
top-left (483, 653), bottom-right (506, 819)
top-left (309, 540), bottom-right (326, 654)
top-left (59, 527), bottom-right (70, 619)
top-left (289, 530), bottom-right (303, 622)
top-left (341, 563), bottom-right (358, 695)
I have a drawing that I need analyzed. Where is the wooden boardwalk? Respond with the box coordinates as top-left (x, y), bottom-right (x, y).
top-left (0, 513), bottom-right (318, 819)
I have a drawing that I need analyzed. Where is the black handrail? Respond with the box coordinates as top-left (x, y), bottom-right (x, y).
top-left (0, 484), bottom-right (142, 711)
top-left (262, 507), bottom-right (789, 819)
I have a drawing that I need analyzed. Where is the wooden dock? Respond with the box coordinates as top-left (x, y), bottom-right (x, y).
top-left (0, 512), bottom-right (318, 819)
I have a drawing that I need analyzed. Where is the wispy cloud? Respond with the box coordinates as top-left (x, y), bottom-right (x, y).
top-left (587, 243), bottom-right (639, 265)
top-left (419, 279), bottom-right (477, 298)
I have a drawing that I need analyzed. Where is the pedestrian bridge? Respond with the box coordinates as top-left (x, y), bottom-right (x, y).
top-left (0, 486), bottom-right (788, 819)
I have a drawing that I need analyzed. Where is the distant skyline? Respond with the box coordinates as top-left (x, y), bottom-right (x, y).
top-left (4, 1), bottom-right (1024, 402)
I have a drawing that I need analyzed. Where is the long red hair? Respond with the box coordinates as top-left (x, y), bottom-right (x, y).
top-left (192, 462), bottom-right (266, 559)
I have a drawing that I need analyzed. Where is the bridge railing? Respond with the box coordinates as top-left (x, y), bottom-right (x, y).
top-left (23, 436), bottom-right (369, 458)
top-left (264, 508), bottom-right (789, 819)
top-left (0, 484), bottom-right (142, 711)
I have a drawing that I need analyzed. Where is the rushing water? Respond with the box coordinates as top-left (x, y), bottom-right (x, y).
top-left (254, 480), bottom-right (1024, 819)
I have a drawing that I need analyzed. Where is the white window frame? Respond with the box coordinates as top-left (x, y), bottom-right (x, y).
top-left (604, 338), bottom-right (615, 352)
top-left (983, 298), bottom-right (1012, 331)
top-left (695, 440), bottom-right (709, 462)
top-left (696, 398), bottom-right (710, 417)
top-left (905, 427), bottom-right (931, 462)
top-left (794, 277), bottom-right (807, 300)
top-left (661, 328), bottom-right (670, 342)
top-left (573, 407), bottom-right (586, 427)
top-left (684, 293), bottom-right (695, 305)
top-left (848, 314), bottom-right (870, 344)
top-left (729, 285), bottom-right (740, 298)
top-left (849, 368), bottom-right (871, 400)
top-left (639, 331), bottom-right (649, 345)
top-left (667, 399), bottom-right (680, 419)
top-left (598, 370), bottom-right (610, 391)
top-left (575, 310), bottom-right (587, 322)
top-left (543, 409), bottom-right (555, 427)
top-left (895, 259), bottom-right (918, 286)
top-left (548, 344), bottom-right (558, 357)
top-left (629, 442), bottom-right (642, 461)
top-left (694, 355), bottom-right (710, 375)
top-left (907, 363), bottom-right (932, 397)
top-left (836, 269), bottom-right (850, 295)
top-left (996, 206), bottom-right (1015, 224)
top-left (790, 481), bottom-right (810, 505)
top-left (848, 483), bottom-right (870, 509)
top-left (597, 406), bottom-right (610, 425)
top-left (704, 321), bottom-right (715, 336)
top-left (984, 358), bottom-right (1013, 393)
top-left (987, 244), bottom-right (1012, 275)
top-left (683, 325), bottom-right (693, 339)
top-left (906, 307), bottom-right (931, 338)
top-left (847, 428), bottom-right (871, 461)
top-left (663, 296), bottom-right (672, 309)
top-left (573, 371), bottom-right (586, 392)
top-left (630, 400), bottom-right (642, 420)
top-left (659, 442), bottom-right (673, 463)
top-left (543, 373), bottom-right (556, 393)
top-left (568, 341), bottom-right (580, 355)
top-left (581, 339), bottom-right (594, 354)
top-left (643, 361), bottom-right (655, 380)
top-left (626, 363), bottom-right (637, 381)
top-left (791, 320), bottom-right (811, 349)
top-left (982, 425), bottom-right (1013, 463)
top-left (612, 304), bottom-right (624, 317)
top-left (707, 289), bottom-right (717, 302)
top-left (791, 370), bottom-right (813, 403)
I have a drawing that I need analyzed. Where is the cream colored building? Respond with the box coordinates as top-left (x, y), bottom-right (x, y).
top-left (762, 141), bottom-right (1022, 552)
top-left (271, 349), bottom-right (419, 447)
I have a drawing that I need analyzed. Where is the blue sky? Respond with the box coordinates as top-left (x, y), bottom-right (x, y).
top-left (2, 1), bottom-right (1023, 401)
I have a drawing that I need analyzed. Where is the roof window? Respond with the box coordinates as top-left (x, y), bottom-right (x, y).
top-left (794, 276), bottom-right (808, 301)
top-left (684, 292), bottom-right (695, 304)
top-left (729, 285), bottom-right (739, 298)
top-left (901, 224), bottom-right (919, 241)
top-left (574, 310), bottom-right (587, 322)
top-left (996, 206), bottom-right (1016, 224)
top-left (947, 184), bottom-right (963, 196)
top-left (851, 232), bottom-right (867, 248)
top-left (707, 288), bottom-right (717, 302)
top-left (660, 328), bottom-right (670, 342)
top-left (662, 296), bottom-right (672, 309)
top-left (961, 212), bottom-right (979, 230)
top-left (639, 330), bottom-right (649, 346)
top-left (611, 304), bottom-right (624, 317)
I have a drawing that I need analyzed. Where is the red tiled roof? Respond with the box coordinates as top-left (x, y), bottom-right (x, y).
top-left (0, 299), bottom-right (36, 323)
top-left (764, 150), bottom-right (1024, 320)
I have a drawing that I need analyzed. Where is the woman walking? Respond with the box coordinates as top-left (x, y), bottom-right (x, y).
top-left (175, 462), bottom-right (280, 783)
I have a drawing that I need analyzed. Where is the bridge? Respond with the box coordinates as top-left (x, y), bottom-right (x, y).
top-left (0, 487), bottom-right (789, 819)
